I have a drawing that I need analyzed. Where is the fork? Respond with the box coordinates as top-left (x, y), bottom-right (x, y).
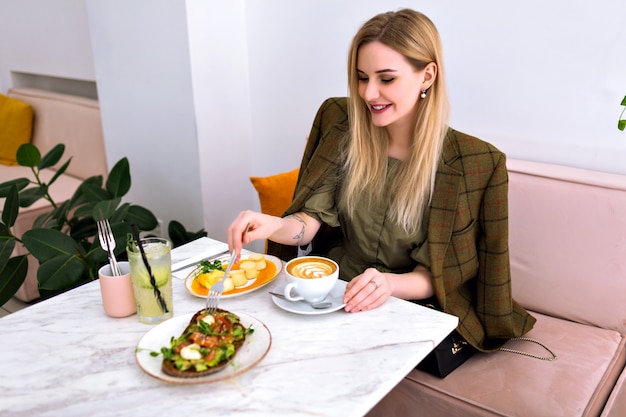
top-left (205, 251), bottom-right (237, 313)
top-left (97, 216), bottom-right (122, 276)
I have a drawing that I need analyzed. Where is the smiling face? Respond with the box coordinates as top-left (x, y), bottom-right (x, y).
top-left (357, 41), bottom-right (434, 134)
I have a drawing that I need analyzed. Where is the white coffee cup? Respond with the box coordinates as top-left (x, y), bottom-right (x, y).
top-left (283, 256), bottom-right (339, 303)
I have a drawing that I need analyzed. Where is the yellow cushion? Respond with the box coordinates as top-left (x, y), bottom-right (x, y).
top-left (0, 93), bottom-right (33, 165)
top-left (250, 168), bottom-right (299, 216)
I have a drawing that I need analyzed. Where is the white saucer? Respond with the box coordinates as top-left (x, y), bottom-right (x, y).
top-left (271, 279), bottom-right (346, 315)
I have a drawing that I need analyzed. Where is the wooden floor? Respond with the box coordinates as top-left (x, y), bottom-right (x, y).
top-left (0, 297), bottom-right (30, 318)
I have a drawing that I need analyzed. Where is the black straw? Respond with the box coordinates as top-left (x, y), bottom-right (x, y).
top-left (131, 225), bottom-right (169, 314)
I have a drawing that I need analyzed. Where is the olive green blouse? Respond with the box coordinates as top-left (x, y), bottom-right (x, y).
top-left (301, 158), bottom-right (430, 281)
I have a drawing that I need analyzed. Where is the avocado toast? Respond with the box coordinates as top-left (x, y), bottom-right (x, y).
top-left (159, 308), bottom-right (253, 378)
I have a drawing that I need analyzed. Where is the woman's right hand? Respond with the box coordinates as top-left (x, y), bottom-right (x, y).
top-left (227, 210), bottom-right (282, 261)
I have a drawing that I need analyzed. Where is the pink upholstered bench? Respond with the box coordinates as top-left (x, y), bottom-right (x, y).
top-left (368, 159), bottom-right (626, 417)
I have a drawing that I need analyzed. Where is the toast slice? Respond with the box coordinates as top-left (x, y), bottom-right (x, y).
top-left (161, 308), bottom-right (252, 378)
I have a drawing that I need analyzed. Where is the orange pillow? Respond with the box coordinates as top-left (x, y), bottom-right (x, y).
top-left (0, 93), bottom-right (33, 165)
top-left (250, 168), bottom-right (299, 216)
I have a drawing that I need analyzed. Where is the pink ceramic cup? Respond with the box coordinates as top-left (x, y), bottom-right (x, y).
top-left (98, 261), bottom-right (136, 318)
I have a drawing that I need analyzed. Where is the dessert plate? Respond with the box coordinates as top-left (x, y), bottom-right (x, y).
top-left (135, 311), bottom-right (271, 384)
top-left (185, 254), bottom-right (282, 299)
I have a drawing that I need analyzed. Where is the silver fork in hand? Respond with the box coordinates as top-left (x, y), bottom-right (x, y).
top-left (97, 216), bottom-right (122, 276)
top-left (205, 251), bottom-right (237, 314)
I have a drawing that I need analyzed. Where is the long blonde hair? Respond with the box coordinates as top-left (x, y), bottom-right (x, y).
top-left (340, 9), bottom-right (450, 234)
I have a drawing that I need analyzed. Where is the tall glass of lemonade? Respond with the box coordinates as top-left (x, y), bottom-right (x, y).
top-left (127, 237), bottom-right (173, 324)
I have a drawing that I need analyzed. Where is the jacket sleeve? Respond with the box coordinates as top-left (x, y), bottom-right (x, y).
top-left (475, 152), bottom-right (536, 348)
top-left (475, 153), bottom-right (515, 336)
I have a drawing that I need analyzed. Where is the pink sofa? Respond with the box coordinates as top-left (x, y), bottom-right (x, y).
top-left (368, 158), bottom-right (626, 416)
top-left (0, 87), bottom-right (108, 302)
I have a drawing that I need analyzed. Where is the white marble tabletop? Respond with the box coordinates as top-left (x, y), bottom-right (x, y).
top-left (0, 238), bottom-right (458, 417)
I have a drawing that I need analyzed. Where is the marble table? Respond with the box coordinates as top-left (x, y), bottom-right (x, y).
top-left (0, 238), bottom-right (458, 417)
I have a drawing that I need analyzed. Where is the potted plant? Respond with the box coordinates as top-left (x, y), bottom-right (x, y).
top-left (0, 143), bottom-right (205, 305)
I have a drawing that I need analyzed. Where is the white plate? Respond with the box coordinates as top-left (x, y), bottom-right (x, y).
top-left (271, 279), bottom-right (347, 315)
top-left (184, 254), bottom-right (283, 299)
top-left (135, 311), bottom-right (271, 384)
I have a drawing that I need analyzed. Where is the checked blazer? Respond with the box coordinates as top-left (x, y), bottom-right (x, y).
top-left (267, 97), bottom-right (536, 352)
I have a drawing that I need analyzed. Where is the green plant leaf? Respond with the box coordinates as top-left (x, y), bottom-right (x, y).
top-left (33, 200), bottom-right (69, 230)
top-left (0, 223), bottom-right (11, 239)
top-left (32, 213), bottom-right (60, 230)
top-left (69, 176), bottom-right (103, 207)
top-left (80, 175), bottom-right (104, 187)
top-left (79, 182), bottom-right (111, 202)
top-left (16, 143), bottom-right (41, 167)
top-left (1, 185), bottom-right (19, 228)
top-left (37, 254), bottom-right (86, 291)
top-left (0, 178), bottom-right (30, 198)
top-left (0, 255), bottom-right (28, 306)
top-left (126, 205), bottom-right (158, 231)
top-left (111, 203), bottom-right (131, 223)
top-left (18, 186), bottom-right (46, 208)
top-left (621, 95), bottom-right (626, 106)
top-left (168, 220), bottom-right (207, 247)
top-left (48, 158), bottom-right (72, 186)
top-left (112, 221), bottom-right (132, 255)
top-left (189, 229), bottom-right (208, 242)
top-left (69, 217), bottom-right (97, 241)
top-left (168, 220), bottom-right (187, 247)
top-left (85, 239), bottom-right (108, 265)
top-left (39, 144), bottom-right (65, 170)
top-left (23, 228), bottom-right (83, 263)
top-left (619, 119), bottom-right (626, 131)
top-left (92, 198), bottom-right (122, 220)
top-left (106, 157), bottom-right (131, 198)
top-left (74, 203), bottom-right (100, 220)
top-left (51, 199), bottom-right (70, 227)
top-left (0, 239), bottom-right (16, 266)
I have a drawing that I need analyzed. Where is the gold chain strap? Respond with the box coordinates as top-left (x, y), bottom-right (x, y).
top-left (500, 337), bottom-right (557, 361)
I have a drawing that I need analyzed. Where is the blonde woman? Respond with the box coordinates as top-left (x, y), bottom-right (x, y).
top-left (227, 9), bottom-right (535, 355)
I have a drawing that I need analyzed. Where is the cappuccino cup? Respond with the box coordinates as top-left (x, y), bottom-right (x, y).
top-left (283, 256), bottom-right (339, 303)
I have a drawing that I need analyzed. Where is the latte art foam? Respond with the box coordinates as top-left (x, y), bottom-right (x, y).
top-left (287, 257), bottom-right (337, 279)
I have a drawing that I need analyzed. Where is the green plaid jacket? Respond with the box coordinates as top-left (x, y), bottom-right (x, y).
top-left (267, 97), bottom-right (536, 352)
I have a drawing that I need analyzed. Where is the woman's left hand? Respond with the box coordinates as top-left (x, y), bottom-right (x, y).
top-left (343, 268), bottom-right (392, 313)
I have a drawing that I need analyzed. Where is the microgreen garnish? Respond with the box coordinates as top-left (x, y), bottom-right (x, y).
top-left (199, 259), bottom-right (224, 274)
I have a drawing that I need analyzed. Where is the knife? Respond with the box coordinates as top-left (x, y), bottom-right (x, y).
top-left (171, 249), bottom-right (230, 272)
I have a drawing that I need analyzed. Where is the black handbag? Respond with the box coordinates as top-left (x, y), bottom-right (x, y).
top-left (416, 330), bottom-right (476, 378)
top-left (413, 296), bottom-right (476, 378)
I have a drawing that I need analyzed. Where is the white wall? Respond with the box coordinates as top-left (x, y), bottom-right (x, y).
top-left (438, 1), bottom-right (626, 173)
top-left (0, 0), bottom-right (95, 91)
top-left (244, 1), bottom-right (399, 176)
top-left (1, 0), bottom-right (625, 248)
top-left (241, 1), bottom-right (626, 176)
top-left (85, 0), bottom-right (205, 235)
top-left (186, 0), bottom-right (256, 248)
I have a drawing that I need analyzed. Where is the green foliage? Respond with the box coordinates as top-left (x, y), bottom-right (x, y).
top-left (168, 220), bottom-right (207, 248)
top-left (0, 143), bottom-right (205, 306)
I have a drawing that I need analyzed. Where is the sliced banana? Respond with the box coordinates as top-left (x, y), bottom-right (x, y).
top-left (229, 269), bottom-right (247, 287)
top-left (239, 261), bottom-right (258, 279)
